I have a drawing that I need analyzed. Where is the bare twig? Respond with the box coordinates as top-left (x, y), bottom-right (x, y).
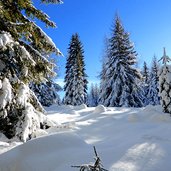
top-left (72, 146), bottom-right (108, 171)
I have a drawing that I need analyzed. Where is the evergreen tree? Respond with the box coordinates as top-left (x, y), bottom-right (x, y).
top-left (88, 83), bottom-right (99, 107)
top-left (142, 61), bottom-right (149, 84)
top-left (159, 48), bottom-right (171, 114)
top-left (147, 56), bottom-right (160, 105)
top-left (99, 37), bottom-right (109, 101)
top-left (141, 61), bottom-right (150, 106)
top-left (64, 33), bottom-right (88, 106)
top-left (30, 80), bottom-right (62, 107)
top-left (0, 0), bottom-right (62, 141)
top-left (99, 15), bottom-right (143, 107)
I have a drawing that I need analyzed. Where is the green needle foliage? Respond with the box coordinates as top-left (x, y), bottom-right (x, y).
top-left (0, 0), bottom-right (62, 141)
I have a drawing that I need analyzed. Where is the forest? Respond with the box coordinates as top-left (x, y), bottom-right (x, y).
top-left (0, 0), bottom-right (171, 171)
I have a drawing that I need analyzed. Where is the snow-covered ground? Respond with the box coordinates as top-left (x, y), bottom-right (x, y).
top-left (0, 104), bottom-right (171, 171)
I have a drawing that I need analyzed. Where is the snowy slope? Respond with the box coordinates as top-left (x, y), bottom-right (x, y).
top-left (0, 105), bottom-right (171, 171)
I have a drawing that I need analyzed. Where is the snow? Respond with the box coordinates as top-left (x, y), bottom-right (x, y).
top-left (20, 45), bottom-right (36, 65)
top-left (93, 105), bottom-right (106, 113)
top-left (0, 32), bottom-right (13, 47)
top-left (166, 70), bottom-right (171, 83)
top-left (0, 105), bottom-right (171, 171)
top-left (15, 82), bottom-right (50, 142)
top-left (0, 78), bottom-right (13, 110)
top-left (159, 64), bottom-right (171, 113)
top-left (17, 83), bottom-right (29, 107)
top-left (35, 24), bottom-right (61, 55)
top-left (75, 104), bottom-right (87, 110)
top-left (0, 133), bottom-right (22, 154)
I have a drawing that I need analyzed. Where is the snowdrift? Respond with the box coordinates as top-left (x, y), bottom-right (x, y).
top-left (0, 105), bottom-right (171, 171)
top-left (0, 133), bottom-right (92, 171)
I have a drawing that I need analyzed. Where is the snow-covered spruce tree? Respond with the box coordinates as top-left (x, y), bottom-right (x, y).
top-left (147, 56), bottom-right (160, 105)
top-left (30, 80), bottom-right (62, 107)
top-left (99, 15), bottom-right (143, 107)
top-left (159, 48), bottom-right (171, 114)
top-left (142, 61), bottom-right (149, 84)
top-left (64, 33), bottom-right (88, 106)
top-left (87, 83), bottom-right (99, 107)
top-left (99, 37), bottom-right (110, 103)
top-left (0, 0), bottom-right (62, 141)
top-left (141, 61), bottom-right (150, 106)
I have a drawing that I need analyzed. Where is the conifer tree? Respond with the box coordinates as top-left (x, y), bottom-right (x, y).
top-left (99, 37), bottom-right (109, 101)
top-left (0, 0), bottom-right (62, 141)
top-left (64, 33), bottom-right (88, 106)
top-left (147, 56), bottom-right (160, 105)
top-left (159, 48), bottom-right (171, 114)
top-left (141, 61), bottom-right (150, 106)
top-left (99, 15), bottom-right (143, 107)
top-left (88, 83), bottom-right (99, 107)
top-left (142, 62), bottom-right (149, 84)
top-left (30, 80), bottom-right (62, 107)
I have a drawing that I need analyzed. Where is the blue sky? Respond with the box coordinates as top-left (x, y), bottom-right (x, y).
top-left (33, 0), bottom-right (171, 85)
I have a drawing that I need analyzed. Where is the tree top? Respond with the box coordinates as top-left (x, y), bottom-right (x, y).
top-left (159, 47), bottom-right (171, 65)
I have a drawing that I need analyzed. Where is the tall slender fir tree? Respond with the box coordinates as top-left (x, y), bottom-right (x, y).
top-left (64, 33), bottom-right (88, 106)
top-left (99, 15), bottom-right (143, 107)
top-left (87, 83), bottom-right (99, 107)
top-left (142, 61), bottom-right (149, 84)
top-left (99, 37), bottom-right (109, 100)
top-left (141, 61), bottom-right (150, 106)
top-left (0, 0), bottom-right (62, 141)
top-left (147, 56), bottom-right (160, 105)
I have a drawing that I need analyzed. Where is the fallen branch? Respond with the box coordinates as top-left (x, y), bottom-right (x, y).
top-left (72, 146), bottom-right (108, 171)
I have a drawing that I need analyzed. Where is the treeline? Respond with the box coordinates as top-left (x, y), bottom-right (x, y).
top-left (63, 15), bottom-right (161, 108)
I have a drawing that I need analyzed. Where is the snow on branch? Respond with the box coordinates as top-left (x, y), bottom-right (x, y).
top-left (30, 22), bottom-right (62, 55)
top-left (0, 32), bottom-right (13, 48)
top-left (24, 4), bottom-right (56, 28)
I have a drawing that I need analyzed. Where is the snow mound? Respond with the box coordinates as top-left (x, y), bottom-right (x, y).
top-left (35, 129), bottom-right (48, 137)
top-left (142, 105), bottom-right (162, 113)
top-left (74, 104), bottom-right (87, 110)
top-left (150, 113), bottom-right (171, 122)
top-left (137, 105), bottom-right (171, 123)
top-left (63, 105), bottom-right (74, 110)
top-left (0, 133), bottom-right (90, 171)
top-left (93, 105), bottom-right (106, 113)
